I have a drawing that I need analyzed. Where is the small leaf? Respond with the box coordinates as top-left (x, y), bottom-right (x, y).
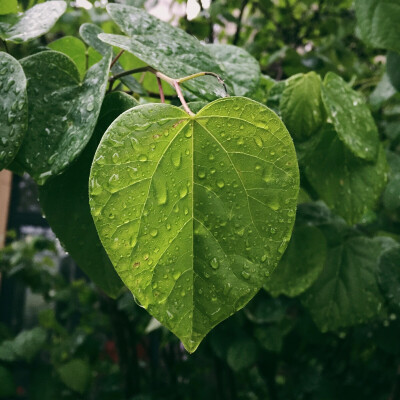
top-left (57, 359), bottom-right (91, 394)
top-left (0, 52), bottom-right (27, 170)
top-left (321, 72), bottom-right (379, 161)
top-left (17, 50), bottom-right (111, 184)
top-left (48, 36), bottom-right (87, 80)
top-left (355, 0), bottom-right (400, 53)
top-left (207, 44), bottom-right (260, 96)
top-left (0, 1), bottom-right (66, 43)
top-left (301, 236), bottom-right (396, 332)
top-left (280, 72), bottom-right (325, 141)
top-left (39, 92), bottom-right (136, 298)
top-left (99, 4), bottom-right (230, 100)
top-left (378, 245), bottom-right (400, 312)
top-left (369, 73), bottom-right (397, 109)
top-left (90, 97), bottom-right (299, 352)
top-left (264, 226), bottom-right (326, 298)
top-left (304, 127), bottom-right (388, 225)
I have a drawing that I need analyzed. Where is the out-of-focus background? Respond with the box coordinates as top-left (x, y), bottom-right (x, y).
top-left (1, 0), bottom-right (400, 399)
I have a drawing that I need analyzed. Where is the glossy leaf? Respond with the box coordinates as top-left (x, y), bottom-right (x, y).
top-left (0, 52), bottom-right (27, 170)
top-left (0, 1), bottom-right (66, 43)
top-left (207, 44), bottom-right (260, 96)
top-left (38, 92), bottom-right (136, 298)
top-left (48, 36), bottom-right (87, 80)
top-left (321, 72), bottom-right (379, 161)
top-left (304, 127), bottom-right (388, 225)
top-left (264, 226), bottom-right (326, 298)
top-left (280, 72), bottom-right (325, 141)
top-left (79, 22), bottom-right (144, 94)
top-left (17, 50), bottom-right (111, 184)
top-left (355, 0), bottom-right (400, 53)
top-left (378, 245), bottom-right (400, 311)
top-left (99, 4), bottom-right (229, 100)
top-left (90, 97), bottom-right (299, 352)
top-left (301, 236), bottom-right (396, 332)
top-left (387, 51), bottom-right (400, 91)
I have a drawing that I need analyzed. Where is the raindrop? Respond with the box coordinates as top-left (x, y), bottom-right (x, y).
top-left (210, 258), bottom-right (219, 269)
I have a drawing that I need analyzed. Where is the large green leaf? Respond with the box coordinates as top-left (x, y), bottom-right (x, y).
top-left (304, 126), bottom-right (387, 225)
top-left (79, 22), bottom-right (144, 94)
top-left (17, 50), bottom-right (111, 184)
top-left (39, 92), bottom-right (136, 298)
top-left (207, 44), bottom-right (260, 96)
top-left (48, 36), bottom-right (87, 80)
top-left (0, 52), bottom-right (27, 170)
top-left (89, 97), bottom-right (299, 352)
top-left (301, 236), bottom-right (396, 332)
top-left (99, 4), bottom-right (229, 100)
top-left (378, 245), bottom-right (400, 312)
top-left (280, 72), bottom-right (325, 142)
top-left (0, 1), bottom-right (66, 43)
top-left (355, 0), bottom-right (400, 53)
top-left (321, 72), bottom-right (379, 161)
top-left (264, 226), bottom-right (326, 298)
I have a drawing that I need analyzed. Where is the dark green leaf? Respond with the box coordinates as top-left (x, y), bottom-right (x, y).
top-left (301, 236), bottom-right (396, 332)
top-left (304, 127), bottom-right (388, 225)
top-left (355, 0), bottom-right (400, 53)
top-left (99, 4), bottom-right (229, 100)
top-left (227, 337), bottom-right (258, 372)
top-left (207, 44), bottom-right (260, 96)
top-left (387, 51), bottom-right (400, 91)
top-left (90, 97), bottom-right (299, 352)
top-left (383, 151), bottom-right (400, 211)
top-left (280, 72), bottom-right (325, 141)
top-left (378, 245), bottom-right (400, 311)
top-left (57, 359), bottom-right (91, 394)
top-left (39, 92), bottom-right (136, 298)
top-left (0, 52), bottom-right (27, 170)
top-left (0, 1), bottom-right (66, 43)
top-left (321, 72), bottom-right (379, 161)
top-left (264, 226), bottom-right (326, 297)
top-left (17, 50), bottom-right (111, 184)
top-left (48, 36), bottom-right (87, 80)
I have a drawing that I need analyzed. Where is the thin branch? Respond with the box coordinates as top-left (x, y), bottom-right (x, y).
top-left (110, 49), bottom-right (125, 68)
top-left (233, 0), bottom-right (249, 45)
top-left (177, 71), bottom-right (229, 97)
top-left (156, 76), bottom-right (165, 103)
top-left (173, 81), bottom-right (194, 115)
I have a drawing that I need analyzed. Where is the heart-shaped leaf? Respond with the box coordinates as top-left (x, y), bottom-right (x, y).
top-left (0, 52), bottom-right (28, 170)
top-left (0, 1), bottom-right (66, 43)
top-left (98, 4), bottom-right (230, 100)
top-left (89, 97), bottom-right (299, 352)
top-left (321, 72), bottom-right (380, 161)
top-left (16, 50), bottom-right (111, 184)
top-left (39, 92), bottom-right (137, 298)
top-left (301, 236), bottom-right (397, 332)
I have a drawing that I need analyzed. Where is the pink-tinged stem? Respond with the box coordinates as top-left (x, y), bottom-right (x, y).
top-left (156, 76), bottom-right (165, 103)
top-left (173, 81), bottom-right (194, 115)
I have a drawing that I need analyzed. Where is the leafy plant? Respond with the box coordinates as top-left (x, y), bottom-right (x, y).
top-left (0, 0), bottom-right (399, 374)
